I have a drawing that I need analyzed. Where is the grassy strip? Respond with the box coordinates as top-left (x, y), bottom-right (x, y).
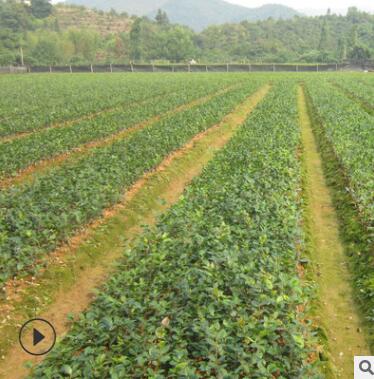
top-left (0, 83), bottom-right (262, 285)
top-left (0, 83), bottom-right (231, 180)
top-left (298, 88), bottom-right (333, 378)
top-left (304, 86), bottom-right (374, 351)
top-left (299, 154), bottom-right (334, 379)
top-left (30, 82), bottom-right (321, 378)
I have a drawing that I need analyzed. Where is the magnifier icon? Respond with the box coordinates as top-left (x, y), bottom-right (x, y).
top-left (360, 360), bottom-right (374, 375)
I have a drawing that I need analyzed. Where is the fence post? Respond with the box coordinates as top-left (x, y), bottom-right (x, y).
top-left (131, 63), bottom-right (134, 73)
top-left (172, 65), bottom-right (175, 73)
top-left (152, 64), bottom-right (155, 72)
top-left (188, 64), bottom-right (191, 73)
top-left (317, 64), bottom-right (319, 72)
top-left (206, 65), bottom-right (208, 72)
top-left (69, 65), bottom-right (72, 74)
top-left (90, 64), bottom-right (93, 73)
top-left (336, 63), bottom-right (338, 71)
top-left (110, 63), bottom-right (113, 73)
top-left (49, 65), bottom-right (52, 73)
top-left (226, 63), bottom-right (229, 73)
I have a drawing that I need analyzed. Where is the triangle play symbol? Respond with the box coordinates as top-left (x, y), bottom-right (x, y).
top-left (33, 328), bottom-right (45, 346)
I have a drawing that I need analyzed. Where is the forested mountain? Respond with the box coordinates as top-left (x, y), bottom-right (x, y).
top-left (68, 0), bottom-right (301, 31)
top-left (149, 1), bottom-right (300, 31)
top-left (0, 1), bottom-right (372, 66)
top-left (198, 9), bottom-right (374, 62)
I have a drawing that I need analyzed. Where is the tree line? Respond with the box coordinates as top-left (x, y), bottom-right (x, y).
top-left (0, 0), bottom-right (373, 66)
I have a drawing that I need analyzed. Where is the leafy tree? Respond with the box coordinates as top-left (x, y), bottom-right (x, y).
top-left (318, 19), bottom-right (329, 52)
top-left (347, 7), bottom-right (361, 23)
top-left (0, 1), bottom-right (31, 33)
top-left (0, 1), bottom-right (33, 63)
top-left (336, 37), bottom-right (347, 62)
top-left (30, 35), bottom-right (62, 64)
top-left (349, 25), bottom-right (358, 48)
top-left (67, 29), bottom-right (100, 62)
top-left (160, 26), bottom-right (195, 62)
top-left (31, 0), bottom-right (53, 19)
top-left (0, 49), bottom-right (17, 65)
top-left (129, 18), bottom-right (143, 61)
top-left (155, 9), bottom-right (169, 26)
top-left (106, 33), bottom-right (130, 62)
top-left (348, 44), bottom-right (371, 62)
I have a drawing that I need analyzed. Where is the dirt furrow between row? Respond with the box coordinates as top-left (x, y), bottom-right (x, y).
top-left (0, 84), bottom-right (270, 379)
top-left (298, 86), bottom-right (370, 378)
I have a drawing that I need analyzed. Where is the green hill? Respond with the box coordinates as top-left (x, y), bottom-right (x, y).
top-left (55, 4), bottom-right (132, 35)
top-left (68, 0), bottom-right (301, 30)
top-left (1, 0), bottom-right (372, 66)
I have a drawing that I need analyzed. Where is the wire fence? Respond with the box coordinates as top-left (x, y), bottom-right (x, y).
top-left (0, 66), bottom-right (28, 74)
top-left (1, 63), bottom-right (373, 74)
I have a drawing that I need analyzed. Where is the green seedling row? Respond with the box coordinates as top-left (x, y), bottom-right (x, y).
top-left (0, 80), bottom-right (231, 179)
top-left (306, 80), bottom-right (374, 231)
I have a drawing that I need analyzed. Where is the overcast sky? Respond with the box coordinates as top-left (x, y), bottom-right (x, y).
top-left (226, 0), bottom-right (373, 13)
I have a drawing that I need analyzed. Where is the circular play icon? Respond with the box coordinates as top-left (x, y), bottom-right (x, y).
top-left (19, 318), bottom-right (56, 356)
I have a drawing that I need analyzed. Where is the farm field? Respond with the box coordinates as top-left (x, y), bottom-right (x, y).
top-left (0, 73), bottom-right (373, 378)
